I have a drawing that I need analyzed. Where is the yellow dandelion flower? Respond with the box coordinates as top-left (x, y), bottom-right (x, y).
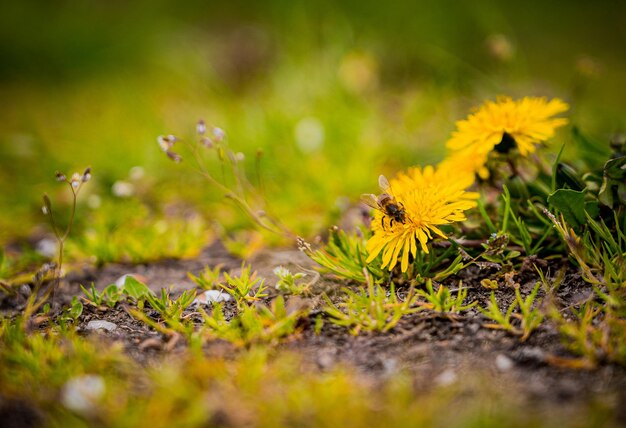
top-left (365, 165), bottom-right (478, 272)
top-left (437, 148), bottom-right (490, 182)
top-left (447, 96), bottom-right (569, 159)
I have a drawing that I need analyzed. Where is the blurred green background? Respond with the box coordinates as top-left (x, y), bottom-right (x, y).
top-left (1, 0), bottom-right (625, 268)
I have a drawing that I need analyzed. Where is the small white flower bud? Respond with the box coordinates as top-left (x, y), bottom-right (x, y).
top-left (197, 120), bottom-right (206, 135)
top-left (212, 127), bottom-right (225, 142)
top-left (82, 167), bottom-right (92, 182)
top-left (71, 173), bottom-right (81, 188)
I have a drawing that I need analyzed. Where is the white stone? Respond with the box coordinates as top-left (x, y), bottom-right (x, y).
top-left (36, 238), bottom-right (58, 258)
top-left (434, 369), bottom-right (457, 387)
top-left (86, 320), bottom-right (117, 332)
top-left (495, 354), bottom-right (514, 372)
top-left (61, 375), bottom-right (105, 414)
top-left (193, 290), bottom-right (232, 305)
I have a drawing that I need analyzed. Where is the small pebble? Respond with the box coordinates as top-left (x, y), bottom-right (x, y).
top-left (19, 284), bottom-right (32, 297)
top-left (317, 353), bottom-right (334, 369)
top-left (382, 358), bottom-right (399, 376)
top-left (35, 238), bottom-right (57, 258)
top-left (467, 322), bottom-right (480, 334)
top-left (86, 320), bottom-right (117, 332)
top-left (435, 369), bottom-right (457, 387)
top-left (61, 375), bottom-right (105, 414)
top-left (193, 290), bottom-right (232, 305)
top-left (495, 354), bottom-right (514, 372)
top-left (517, 346), bottom-right (546, 363)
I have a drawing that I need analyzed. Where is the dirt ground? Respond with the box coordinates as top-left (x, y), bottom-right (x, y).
top-left (3, 241), bottom-right (626, 425)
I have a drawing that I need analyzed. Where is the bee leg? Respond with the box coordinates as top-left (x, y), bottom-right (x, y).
top-left (390, 218), bottom-right (394, 228)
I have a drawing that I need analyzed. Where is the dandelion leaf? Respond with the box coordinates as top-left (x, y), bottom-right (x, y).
top-left (548, 189), bottom-right (599, 228)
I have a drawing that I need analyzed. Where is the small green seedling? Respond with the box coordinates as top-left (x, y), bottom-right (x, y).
top-left (273, 266), bottom-right (308, 294)
top-left (200, 295), bottom-right (306, 346)
top-left (478, 283), bottom-right (544, 341)
top-left (416, 280), bottom-right (476, 314)
top-left (514, 283), bottom-right (544, 341)
top-left (219, 263), bottom-right (268, 308)
top-left (298, 227), bottom-right (386, 283)
top-left (145, 289), bottom-right (196, 321)
top-left (323, 282), bottom-right (419, 335)
top-left (80, 283), bottom-right (121, 308)
top-left (188, 264), bottom-right (223, 290)
top-left (478, 291), bottom-right (518, 334)
top-left (81, 276), bottom-right (153, 309)
top-left (121, 276), bottom-right (153, 309)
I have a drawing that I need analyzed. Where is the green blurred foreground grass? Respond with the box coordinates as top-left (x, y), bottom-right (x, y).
top-left (0, 319), bottom-right (618, 428)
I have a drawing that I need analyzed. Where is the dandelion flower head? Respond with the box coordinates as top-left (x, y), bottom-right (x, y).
top-left (447, 96), bottom-right (569, 160)
top-left (365, 165), bottom-right (478, 272)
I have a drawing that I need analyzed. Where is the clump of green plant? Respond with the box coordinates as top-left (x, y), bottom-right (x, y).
top-left (273, 266), bottom-right (311, 295)
top-left (200, 295), bottom-right (306, 347)
top-left (220, 263), bottom-right (268, 308)
top-left (298, 227), bottom-right (386, 283)
top-left (478, 283), bottom-right (544, 341)
top-left (415, 280), bottom-right (476, 314)
top-left (188, 264), bottom-right (223, 290)
top-left (549, 301), bottom-right (626, 368)
top-left (323, 282), bottom-right (419, 335)
top-left (190, 263), bottom-right (267, 308)
top-left (130, 288), bottom-right (197, 339)
top-left (80, 276), bottom-right (154, 309)
top-left (24, 168), bottom-right (91, 319)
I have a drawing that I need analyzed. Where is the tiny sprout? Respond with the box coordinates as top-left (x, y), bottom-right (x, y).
top-left (273, 266), bottom-right (307, 294)
top-left (212, 127), bottom-right (225, 142)
top-left (197, 120), bottom-right (206, 136)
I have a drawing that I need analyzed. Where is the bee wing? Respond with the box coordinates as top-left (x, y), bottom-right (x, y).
top-left (360, 193), bottom-right (380, 210)
top-left (378, 174), bottom-right (391, 193)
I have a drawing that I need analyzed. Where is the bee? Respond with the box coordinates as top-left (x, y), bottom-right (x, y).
top-left (361, 175), bottom-right (406, 229)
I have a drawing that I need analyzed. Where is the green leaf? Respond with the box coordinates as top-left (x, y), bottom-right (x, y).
top-left (598, 156), bottom-right (626, 208)
top-left (122, 275), bottom-right (153, 300)
top-left (555, 163), bottom-right (585, 191)
top-left (69, 296), bottom-right (84, 319)
top-left (547, 189), bottom-right (598, 228)
top-left (103, 284), bottom-right (122, 307)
